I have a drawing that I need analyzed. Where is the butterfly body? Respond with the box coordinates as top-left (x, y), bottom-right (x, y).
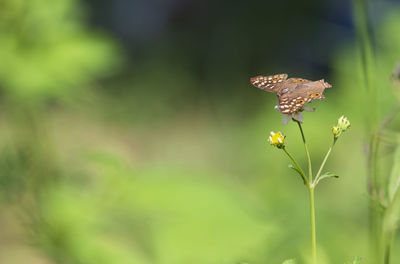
top-left (250, 74), bottom-right (331, 114)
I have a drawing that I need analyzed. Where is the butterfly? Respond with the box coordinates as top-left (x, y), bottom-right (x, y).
top-left (250, 74), bottom-right (332, 114)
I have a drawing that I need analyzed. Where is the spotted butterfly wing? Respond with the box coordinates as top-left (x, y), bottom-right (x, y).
top-left (277, 80), bottom-right (331, 114)
top-left (250, 74), bottom-right (288, 92)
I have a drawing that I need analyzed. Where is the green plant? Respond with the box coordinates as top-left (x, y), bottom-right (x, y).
top-left (0, 0), bottom-right (119, 262)
top-left (352, 0), bottom-right (400, 263)
top-left (268, 116), bottom-right (350, 264)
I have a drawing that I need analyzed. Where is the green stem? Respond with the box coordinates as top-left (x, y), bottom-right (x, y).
top-left (314, 138), bottom-right (337, 184)
top-left (384, 234), bottom-right (392, 264)
top-left (309, 186), bottom-right (317, 264)
top-left (283, 147), bottom-right (308, 185)
top-left (295, 120), bottom-right (317, 263)
top-left (296, 121), bottom-right (313, 183)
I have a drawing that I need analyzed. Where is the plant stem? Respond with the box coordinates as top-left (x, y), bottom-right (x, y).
top-left (309, 186), bottom-right (317, 264)
top-left (283, 147), bottom-right (308, 185)
top-left (384, 234), bottom-right (392, 264)
top-left (296, 121), bottom-right (313, 183)
top-left (295, 120), bottom-right (317, 263)
top-left (314, 138), bottom-right (337, 184)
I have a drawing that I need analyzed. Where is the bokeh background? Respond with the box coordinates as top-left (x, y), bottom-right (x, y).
top-left (1, 0), bottom-right (400, 263)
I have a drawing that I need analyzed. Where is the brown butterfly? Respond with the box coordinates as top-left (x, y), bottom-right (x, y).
top-left (250, 74), bottom-right (332, 114)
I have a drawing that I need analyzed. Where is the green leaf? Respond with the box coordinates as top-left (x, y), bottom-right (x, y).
top-left (315, 172), bottom-right (339, 185)
top-left (288, 164), bottom-right (302, 175)
top-left (282, 259), bottom-right (296, 264)
top-left (288, 165), bottom-right (306, 185)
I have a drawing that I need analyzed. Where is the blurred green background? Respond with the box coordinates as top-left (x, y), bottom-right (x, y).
top-left (1, 0), bottom-right (400, 263)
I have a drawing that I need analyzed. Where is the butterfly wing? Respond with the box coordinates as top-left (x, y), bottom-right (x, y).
top-left (277, 80), bottom-right (331, 114)
top-left (278, 92), bottom-right (307, 114)
top-left (285, 78), bottom-right (313, 85)
top-left (250, 73), bottom-right (288, 93)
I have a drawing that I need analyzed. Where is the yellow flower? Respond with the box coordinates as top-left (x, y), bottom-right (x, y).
top-left (268, 131), bottom-right (286, 148)
top-left (332, 126), bottom-right (340, 136)
top-left (332, 116), bottom-right (350, 138)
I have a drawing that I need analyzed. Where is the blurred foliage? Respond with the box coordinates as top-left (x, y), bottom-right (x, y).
top-left (345, 257), bottom-right (361, 264)
top-left (333, 5), bottom-right (400, 264)
top-left (0, 0), bottom-right (400, 264)
top-left (0, 0), bottom-right (119, 197)
top-left (34, 152), bottom-right (270, 264)
top-left (282, 259), bottom-right (297, 264)
top-left (0, 0), bottom-right (119, 102)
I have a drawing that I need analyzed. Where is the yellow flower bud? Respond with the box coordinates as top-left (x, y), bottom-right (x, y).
top-left (332, 126), bottom-right (340, 137)
top-left (268, 131), bottom-right (286, 148)
top-left (333, 116), bottom-right (350, 138)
